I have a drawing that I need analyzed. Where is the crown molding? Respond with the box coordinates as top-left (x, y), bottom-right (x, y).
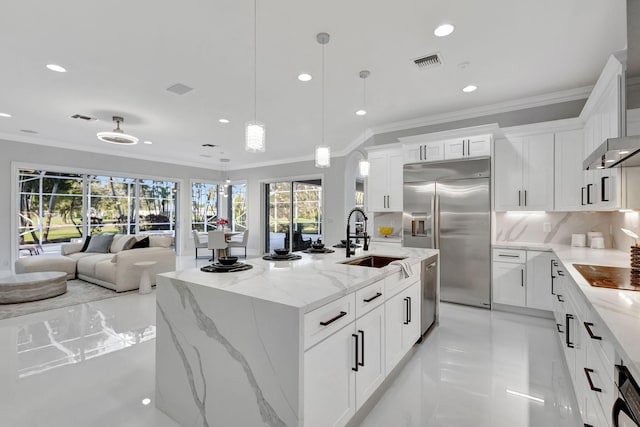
top-left (500, 117), bottom-right (584, 138)
top-left (334, 128), bottom-right (375, 157)
top-left (397, 123), bottom-right (500, 144)
top-left (369, 86), bottom-right (592, 135)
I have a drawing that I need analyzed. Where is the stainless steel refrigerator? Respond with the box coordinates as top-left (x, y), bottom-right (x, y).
top-left (403, 158), bottom-right (491, 308)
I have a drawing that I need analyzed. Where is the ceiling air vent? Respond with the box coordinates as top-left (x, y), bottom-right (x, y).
top-left (201, 143), bottom-right (217, 148)
top-left (413, 53), bottom-right (442, 69)
top-left (166, 83), bottom-right (194, 95)
top-left (71, 114), bottom-right (96, 121)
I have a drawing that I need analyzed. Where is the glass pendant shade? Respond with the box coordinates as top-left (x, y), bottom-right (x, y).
top-left (315, 145), bottom-right (331, 168)
top-left (358, 159), bottom-right (370, 177)
top-left (245, 121), bottom-right (266, 152)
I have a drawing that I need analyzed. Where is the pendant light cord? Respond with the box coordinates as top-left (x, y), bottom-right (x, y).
top-left (322, 41), bottom-right (325, 145)
top-left (253, 0), bottom-right (257, 122)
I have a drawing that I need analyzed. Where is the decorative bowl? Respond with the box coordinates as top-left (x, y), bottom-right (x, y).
top-left (218, 256), bottom-right (238, 266)
top-left (273, 248), bottom-right (290, 256)
top-left (379, 226), bottom-right (394, 237)
top-left (311, 243), bottom-right (325, 250)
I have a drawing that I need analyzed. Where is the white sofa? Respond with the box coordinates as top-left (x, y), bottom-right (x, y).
top-left (60, 234), bottom-right (176, 292)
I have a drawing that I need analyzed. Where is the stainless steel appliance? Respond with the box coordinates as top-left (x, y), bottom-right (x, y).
top-left (614, 364), bottom-right (640, 427)
top-left (421, 257), bottom-right (438, 335)
top-left (573, 264), bottom-right (640, 291)
top-left (403, 158), bottom-right (491, 308)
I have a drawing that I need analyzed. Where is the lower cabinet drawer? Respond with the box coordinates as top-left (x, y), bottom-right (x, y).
top-left (492, 248), bottom-right (526, 263)
top-left (304, 294), bottom-right (356, 350)
top-left (583, 339), bottom-right (615, 423)
top-left (355, 280), bottom-right (385, 318)
top-left (385, 260), bottom-right (421, 298)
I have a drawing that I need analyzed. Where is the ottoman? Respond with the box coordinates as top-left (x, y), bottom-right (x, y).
top-left (15, 255), bottom-right (76, 280)
top-left (0, 272), bottom-right (67, 304)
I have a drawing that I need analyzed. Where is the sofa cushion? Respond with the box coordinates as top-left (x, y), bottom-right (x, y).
top-left (76, 253), bottom-right (114, 277)
top-left (110, 235), bottom-right (135, 253)
top-left (149, 235), bottom-right (173, 248)
top-left (94, 259), bottom-right (117, 285)
top-left (85, 233), bottom-right (115, 253)
top-left (15, 255), bottom-right (77, 280)
top-left (131, 237), bottom-right (149, 249)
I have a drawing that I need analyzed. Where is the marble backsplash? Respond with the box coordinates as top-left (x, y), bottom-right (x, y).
top-left (611, 210), bottom-right (640, 251)
top-left (495, 211), bottom-right (614, 247)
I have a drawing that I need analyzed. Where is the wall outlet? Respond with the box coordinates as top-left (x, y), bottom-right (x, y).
top-left (543, 222), bottom-right (551, 233)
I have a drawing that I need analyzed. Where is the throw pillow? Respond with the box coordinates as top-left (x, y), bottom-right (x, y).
top-left (131, 236), bottom-right (150, 249)
top-left (149, 235), bottom-right (173, 248)
top-left (80, 236), bottom-right (92, 252)
top-left (110, 235), bottom-right (135, 253)
top-left (85, 233), bottom-right (115, 253)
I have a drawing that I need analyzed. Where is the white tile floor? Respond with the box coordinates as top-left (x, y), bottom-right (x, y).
top-left (0, 258), bottom-right (582, 427)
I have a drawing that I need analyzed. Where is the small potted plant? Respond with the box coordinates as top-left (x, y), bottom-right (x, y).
top-left (216, 218), bottom-right (230, 230)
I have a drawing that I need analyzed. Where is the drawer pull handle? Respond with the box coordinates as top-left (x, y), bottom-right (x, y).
top-left (557, 270), bottom-right (565, 276)
top-left (363, 292), bottom-right (382, 303)
top-left (583, 322), bottom-right (602, 340)
top-left (584, 368), bottom-right (602, 392)
top-left (320, 311), bottom-right (347, 326)
top-left (403, 297), bottom-right (410, 325)
top-left (352, 334), bottom-right (359, 372)
top-left (557, 294), bottom-right (564, 302)
top-left (498, 254), bottom-right (520, 258)
top-left (566, 314), bottom-right (574, 348)
top-left (556, 323), bottom-right (563, 333)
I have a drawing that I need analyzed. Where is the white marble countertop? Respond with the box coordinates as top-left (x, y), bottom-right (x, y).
top-left (160, 244), bottom-right (438, 313)
top-left (548, 244), bottom-right (640, 378)
top-left (492, 241), bottom-right (553, 251)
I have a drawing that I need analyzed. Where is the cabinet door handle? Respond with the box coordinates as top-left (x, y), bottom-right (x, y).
top-left (358, 330), bottom-right (365, 367)
top-left (407, 296), bottom-right (412, 323)
top-left (566, 314), bottom-right (574, 348)
top-left (467, 140), bottom-right (471, 156)
top-left (403, 297), bottom-right (410, 325)
top-left (583, 322), bottom-right (602, 340)
top-left (521, 268), bottom-right (524, 287)
top-left (462, 140), bottom-right (466, 156)
top-left (581, 187), bottom-right (586, 206)
top-left (524, 190), bottom-right (527, 207)
top-left (419, 145), bottom-right (423, 161)
top-left (518, 190), bottom-right (521, 207)
top-left (587, 183), bottom-right (593, 204)
top-left (584, 368), bottom-right (602, 392)
top-left (601, 176), bottom-right (610, 202)
top-left (498, 254), bottom-right (520, 258)
top-left (557, 294), bottom-right (564, 302)
top-left (352, 333), bottom-right (359, 372)
top-left (319, 311), bottom-right (347, 326)
top-left (558, 270), bottom-right (564, 277)
top-left (363, 292), bottom-right (382, 303)
top-left (550, 259), bottom-right (556, 295)
top-left (556, 323), bottom-right (563, 333)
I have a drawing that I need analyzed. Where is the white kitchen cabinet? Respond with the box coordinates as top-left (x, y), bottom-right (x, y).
top-left (554, 129), bottom-right (585, 212)
top-left (385, 280), bottom-right (420, 373)
top-left (494, 133), bottom-right (554, 211)
top-left (492, 261), bottom-right (526, 306)
top-left (443, 138), bottom-right (466, 159)
top-left (443, 135), bottom-right (491, 160)
top-left (354, 305), bottom-right (385, 406)
top-left (304, 322), bottom-right (357, 427)
top-left (403, 141), bottom-right (444, 163)
top-left (526, 251), bottom-right (554, 311)
top-left (367, 148), bottom-right (403, 212)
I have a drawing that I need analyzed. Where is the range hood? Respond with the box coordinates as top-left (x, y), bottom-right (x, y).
top-left (584, 0), bottom-right (640, 170)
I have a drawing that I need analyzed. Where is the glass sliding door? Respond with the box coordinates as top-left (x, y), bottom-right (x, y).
top-left (265, 179), bottom-right (322, 253)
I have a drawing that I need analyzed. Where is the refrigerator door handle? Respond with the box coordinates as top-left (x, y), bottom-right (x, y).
top-left (434, 194), bottom-right (440, 249)
top-left (430, 195), bottom-right (436, 248)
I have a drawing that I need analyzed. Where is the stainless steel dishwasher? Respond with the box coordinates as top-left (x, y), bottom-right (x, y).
top-left (421, 258), bottom-right (438, 337)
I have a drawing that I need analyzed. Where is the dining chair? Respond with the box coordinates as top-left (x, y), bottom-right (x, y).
top-left (227, 230), bottom-right (248, 258)
top-left (208, 230), bottom-right (228, 261)
top-left (192, 230), bottom-right (208, 259)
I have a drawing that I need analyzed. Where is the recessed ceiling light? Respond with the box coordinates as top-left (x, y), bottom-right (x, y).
top-left (298, 73), bottom-right (312, 82)
top-left (218, 118), bottom-right (230, 124)
top-left (143, 140), bottom-right (153, 145)
top-left (46, 64), bottom-right (67, 73)
top-left (141, 398), bottom-right (151, 406)
top-left (462, 85), bottom-right (478, 93)
top-left (0, 112), bottom-right (11, 118)
top-left (356, 109), bottom-right (367, 116)
top-left (434, 24), bottom-right (454, 37)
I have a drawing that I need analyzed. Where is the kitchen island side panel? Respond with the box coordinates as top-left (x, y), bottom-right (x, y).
top-left (156, 276), bottom-right (303, 427)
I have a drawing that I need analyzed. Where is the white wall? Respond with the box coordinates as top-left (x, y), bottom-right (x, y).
top-left (1, 138), bottom-right (222, 269)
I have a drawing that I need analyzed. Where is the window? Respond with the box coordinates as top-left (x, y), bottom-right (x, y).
top-left (355, 180), bottom-right (365, 209)
top-left (139, 179), bottom-right (177, 232)
top-left (228, 183), bottom-right (247, 232)
top-left (87, 176), bottom-right (135, 235)
top-left (191, 182), bottom-right (218, 232)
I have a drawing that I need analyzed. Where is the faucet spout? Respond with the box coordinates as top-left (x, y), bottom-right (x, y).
top-left (346, 207), bottom-right (369, 258)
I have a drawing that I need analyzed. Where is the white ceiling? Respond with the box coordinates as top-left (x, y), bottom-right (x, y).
top-left (0, 0), bottom-right (627, 170)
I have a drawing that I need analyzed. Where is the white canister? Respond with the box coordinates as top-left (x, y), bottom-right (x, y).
top-left (587, 231), bottom-right (604, 247)
top-left (572, 234), bottom-right (587, 247)
top-left (590, 237), bottom-right (605, 249)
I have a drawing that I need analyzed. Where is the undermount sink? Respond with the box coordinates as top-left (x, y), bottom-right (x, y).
top-left (339, 255), bottom-right (406, 268)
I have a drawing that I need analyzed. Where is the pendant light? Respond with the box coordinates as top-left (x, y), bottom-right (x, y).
top-left (220, 158), bottom-right (230, 198)
top-left (245, 0), bottom-right (265, 152)
top-left (315, 32), bottom-right (331, 168)
top-left (357, 71), bottom-right (370, 177)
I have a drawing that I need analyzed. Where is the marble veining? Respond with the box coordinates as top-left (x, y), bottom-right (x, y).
top-left (163, 283), bottom-right (287, 427)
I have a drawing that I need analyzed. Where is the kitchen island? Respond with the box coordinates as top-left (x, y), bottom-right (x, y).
top-left (155, 245), bottom-right (438, 427)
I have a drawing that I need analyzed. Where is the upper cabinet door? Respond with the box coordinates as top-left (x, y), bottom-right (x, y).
top-left (555, 129), bottom-right (585, 212)
top-left (522, 133), bottom-right (555, 211)
top-left (467, 135), bottom-right (492, 157)
top-left (367, 153), bottom-right (389, 212)
top-left (387, 152), bottom-right (404, 211)
top-left (422, 141), bottom-right (445, 162)
top-left (494, 137), bottom-right (524, 211)
top-left (443, 138), bottom-right (466, 160)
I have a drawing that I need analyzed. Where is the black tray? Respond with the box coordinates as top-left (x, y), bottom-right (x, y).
top-left (200, 263), bottom-right (253, 273)
top-left (302, 248), bottom-right (335, 254)
top-left (262, 254), bottom-right (302, 261)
